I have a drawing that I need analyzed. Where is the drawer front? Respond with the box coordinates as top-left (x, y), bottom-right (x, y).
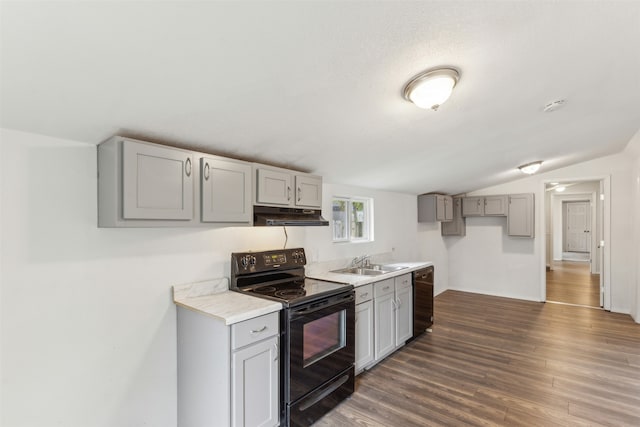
top-left (355, 284), bottom-right (373, 304)
top-left (374, 279), bottom-right (395, 298)
top-left (232, 312), bottom-right (279, 350)
top-left (395, 273), bottom-right (412, 292)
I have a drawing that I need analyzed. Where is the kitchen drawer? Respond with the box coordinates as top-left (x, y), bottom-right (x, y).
top-left (355, 284), bottom-right (373, 304)
top-left (231, 312), bottom-right (279, 350)
top-left (395, 274), bottom-right (412, 292)
top-left (374, 279), bottom-right (395, 298)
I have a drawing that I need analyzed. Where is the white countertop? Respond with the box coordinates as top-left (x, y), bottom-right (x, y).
top-left (307, 262), bottom-right (433, 287)
top-left (172, 261), bottom-right (433, 324)
top-left (173, 278), bottom-right (282, 325)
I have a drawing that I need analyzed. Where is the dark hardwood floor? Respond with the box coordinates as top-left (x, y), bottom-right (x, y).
top-left (547, 260), bottom-right (600, 307)
top-left (316, 290), bottom-right (640, 426)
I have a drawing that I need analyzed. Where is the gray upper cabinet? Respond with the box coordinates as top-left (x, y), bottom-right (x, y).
top-left (255, 167), bottom-right (322, 208)
top-left (508, 193), bottom-right (535, 237)
top-left (462, 195), bottom-right (507, 217)
top-left (418, 194), bottom-right (453, 222)
top-left (256, 168), bottom-right (293, 206)
top-left (441, 197), bottom-right (465, 236)
top-left (295, 175), bottom-right (323, 207)
top-left (98, 137), bottom-right (196, 226)
top-left (201, 156), bottom-right (252, 223)
top-left (121, 139), bottom-right (194, 220)
top-left (98, 136), bottom-right (253, 227)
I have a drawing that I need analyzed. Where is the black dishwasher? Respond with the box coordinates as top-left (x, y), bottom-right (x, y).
top-left (412, 266), bottom-right (434, 339)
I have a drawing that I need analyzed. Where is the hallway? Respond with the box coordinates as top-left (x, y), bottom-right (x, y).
top-left (546, 260), bottom-right (600, 307)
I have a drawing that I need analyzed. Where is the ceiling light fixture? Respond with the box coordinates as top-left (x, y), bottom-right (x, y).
top-left (518, 161), bottom-right (543, 174)
top-left (403, 67), bottom-right (459, 111)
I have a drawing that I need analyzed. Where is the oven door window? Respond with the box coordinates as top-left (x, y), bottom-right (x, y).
top-left (303, 310), bottom-right (346, 367)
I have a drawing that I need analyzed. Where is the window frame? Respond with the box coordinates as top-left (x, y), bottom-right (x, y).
top-left (331, 196), bottom-right (373, 243)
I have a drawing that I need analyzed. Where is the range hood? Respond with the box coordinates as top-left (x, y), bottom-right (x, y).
top-left (253, 206), bottom-right (329, 227)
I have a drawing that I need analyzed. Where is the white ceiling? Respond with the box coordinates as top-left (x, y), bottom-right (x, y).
top-left (2, 1), bottom-right (639, 195)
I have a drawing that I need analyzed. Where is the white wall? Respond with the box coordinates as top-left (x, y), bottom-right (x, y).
top-left (626, 130), bottom-right (640, 322)
top-left (448, 151), bottom-right (636, 315)
top-left (0, 129), bottom-right (432, 427)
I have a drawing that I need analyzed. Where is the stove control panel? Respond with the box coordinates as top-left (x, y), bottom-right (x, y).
top-left (232, 248), bottom-right (306, 274)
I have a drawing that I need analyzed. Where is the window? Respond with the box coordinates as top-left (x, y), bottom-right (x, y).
top-left (332, 197), bottom-right (373, 242)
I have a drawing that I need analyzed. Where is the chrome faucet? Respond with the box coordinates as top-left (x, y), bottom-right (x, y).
top-left (352, 254), bottom-right (371, 267)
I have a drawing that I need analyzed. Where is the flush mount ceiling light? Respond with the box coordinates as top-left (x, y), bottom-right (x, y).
top-left (518, 161), bottom-right (543, 174)
top-left (403, 67), bottom-right (459, 111)
top-left (543, 99), bottom-right (567, 112)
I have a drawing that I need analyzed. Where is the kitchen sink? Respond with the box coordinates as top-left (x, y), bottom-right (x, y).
top-left (330, 264), bottom-right (408, 276)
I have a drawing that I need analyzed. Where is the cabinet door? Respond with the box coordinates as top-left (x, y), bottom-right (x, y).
top-left (442, 197), bottom-right (466, 236)
top-left (462, 197), bottom-right (484, 217)
top-left (395, 284), bottom-right (413, 348)
top-left (355, 300), bottom-right (374, 374)
top-left (122, 140), bottom-right (194, 220)
top-left (436, 195), bottom-right (453, 221)
top-left (256, 169), bottom-right (292, 206)
top-left (374, 292), bottom-right (395, 361)
top-left (508, 193), bottom-right (535, 237)
top-left (201, 157), bottom-right (251, 223)
top-left (484, 195), bottom-right (508, 216)
top-left (232, 336), bottom-right (279, 427)
top-left (294, 175), bottom-right (322, 208)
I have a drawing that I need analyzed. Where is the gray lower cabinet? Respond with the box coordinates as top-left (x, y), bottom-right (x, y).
top-left (373, 274), bottom-right (413, 364)
top-left (418, 194), bottom-right (453, 222)
top-left (394, 274), bottom-right (413, 348)
top-left (201, 156), bottom-right (252, 223)
top-left (232, 336), bottom-right (279, 427)
top-left (177, 307), bottom-right (279, 427)
top-left (508, 193), bottom-right (535, 237)
top-left (354, 285), bottom-right (374, 374)
top-left (441, 196), bottom-right (466, 236)
top-left (373, 279), bottom-right (396, 362)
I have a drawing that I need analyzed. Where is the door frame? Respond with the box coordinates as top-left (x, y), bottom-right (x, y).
top-left (540, 176), bottom-right (610, 310)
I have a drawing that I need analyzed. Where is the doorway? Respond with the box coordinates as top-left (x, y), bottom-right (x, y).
top-left (544, 180), bottom-right (603, 308)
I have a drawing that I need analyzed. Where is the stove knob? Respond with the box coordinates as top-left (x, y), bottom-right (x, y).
top-left (250, 256), bottom-right (257, 266)
top-left (292, 252), bottom-right (299, 260)
top-left (240, 256), bottom-right (249, 269)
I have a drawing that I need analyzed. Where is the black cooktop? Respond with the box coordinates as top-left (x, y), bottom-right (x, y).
top-left (238, 277), bottom-right (350, 306)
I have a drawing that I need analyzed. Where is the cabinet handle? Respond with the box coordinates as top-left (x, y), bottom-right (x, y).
top-left (185, 158), bottom-right (192, 177)
top-left (360, 292), bottom-right (368, 298)
top-left (287, 186), bottom-right (292, 201)
top-left (383, 286), bottom-right (390, 291)
top-left (396, 297), bottom-right (402, 308)
top-left (203, 163), bottom-right (210, 181)
top-left (251, 326), bottom-right (267, 334)
top-left (273, 342), bottom-right (279, 362)
top-left (297, 187), bottom-right (302, 202)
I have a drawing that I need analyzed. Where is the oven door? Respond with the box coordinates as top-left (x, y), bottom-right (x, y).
top-left (287, 291), bottom-right (355, 402)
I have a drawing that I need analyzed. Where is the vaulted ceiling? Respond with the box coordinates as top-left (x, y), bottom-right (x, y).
top-left (2, 1), bottom-right (639, 194)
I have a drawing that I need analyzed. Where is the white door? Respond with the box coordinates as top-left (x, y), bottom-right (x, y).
top-left (565, 202), bottom-right (590, 252)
